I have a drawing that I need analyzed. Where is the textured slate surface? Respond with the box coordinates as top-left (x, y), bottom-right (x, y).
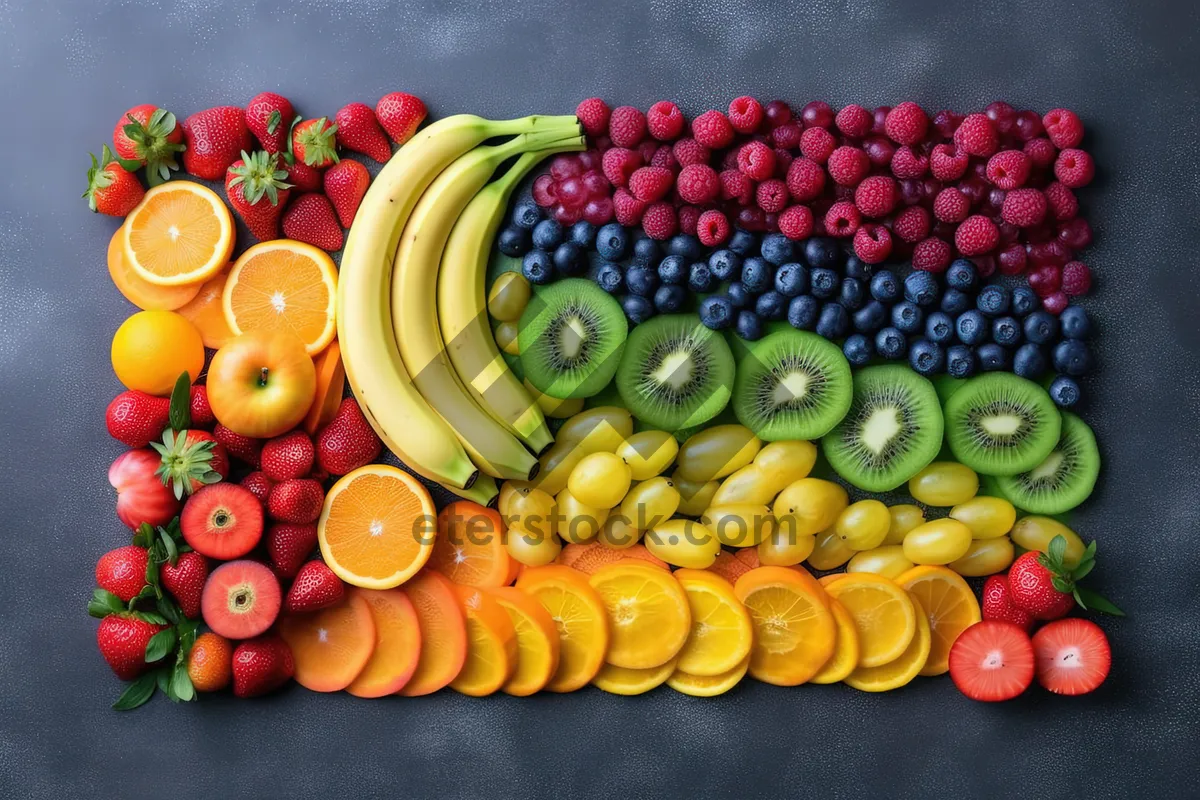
top-left (1, 1), bottom-right (1198, 798)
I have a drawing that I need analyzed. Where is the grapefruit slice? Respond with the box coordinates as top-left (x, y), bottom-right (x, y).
top-left (345, 588), bottom-right (422, 698)
top-left (278, 591), bottom-right (376, 692)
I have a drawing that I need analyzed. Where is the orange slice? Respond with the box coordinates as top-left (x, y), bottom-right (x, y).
top-left (734, 566), bottom-right (836, 686)
top-left (278, 592), bottom-right (377, 692)
top-left (668, 655), bottom-right (750, 697)
top-left (591, 658), bottom-right (678, 695)
top-left (484, 586), bottom-right (560, 696)
top-left (428, 501), bottom-right (511, 587)
top-left (825, 573), bottom-right (917, 668)
top-left (107, 226), bottom-right (201, 311)
top-left (897, 565), bottom-right (982, 676)
top-left (123, 181), bottom-right (233, 286)
top-left (516, 565), bottom-right (608, 692)
top-left (345, 588), bottom-right (422, 698)
top-left (588, 560), bottom-right (691, 670)
top-left (672, 569), bottom-right (753, 677)
top-left (818, 573), bottom-right (848, 587)
top-left (175, 265), bottom-right (236, 349)
top-left (318, 465), bottom-right (436, 589)
top-left (707, 550), bottom-right (753, 584)
top-left (843, 593), bottom-right (931, 692)
top-left (397, 570), bottom-right (467, 696)
top-left (556, 542), bottom-right (668, 574)
top-left (449, 584), bottom-right (518, 697)
top-left (303, 341), bottom-right (345, 435)
top-left (809, 598), bottom-right (860, 684)
top-left (223, 240), bottom-right (337, 355)
top-left (504, 557), bottom-right (522, 586)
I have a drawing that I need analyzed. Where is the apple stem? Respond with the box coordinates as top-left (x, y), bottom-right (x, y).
top-left (259, 367), bottom-right (269, 387)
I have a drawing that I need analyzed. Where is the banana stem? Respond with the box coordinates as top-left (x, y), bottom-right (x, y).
top-left (484, 114), bottom-right (581, 139)
top-left (495, 139), bottom-right (587, 192)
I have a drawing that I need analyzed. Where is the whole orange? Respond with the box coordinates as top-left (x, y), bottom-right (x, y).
top-left (207, 331), bottom-right (316, 438)
top-left (110, 310), bottom-right (205, 396)
top-left (187, 632), bottom-right (233, 692)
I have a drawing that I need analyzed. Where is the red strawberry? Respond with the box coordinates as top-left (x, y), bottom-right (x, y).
top-left (182, 106), bottom-right (253, 180)
top-left (245, 92), bottom-right (296, 155)
top-left (160, 551), bottom-right (209, 619)
top-left (334, 102), bottom-right (392, 163)
top-left (375, 92), bottom-right (427, 145)
top-left (948, 620), bottom-right (1035, 702)
top-left (282, 194), bottom-right (344, 252)
top-left (96, 614), bottom-right (168, 680)
top-left (95, 545), bottom-right (150, 603)
top-left (110, 449), bottom-right (182, 530)
top-left (285, 159), bottom-right (324, 192)
top-left (106, 390), bottom-right (169, 447)
top-left (1007, 536), bottom-right (1119, 620)
top-left (284, 561), bottom-right (345, 613)
top-left (240, 471), bottom-right (275, 506)
top-left (267, 479), bottom-right (325, 524)
top-left (112, 104), bottom-right (185, 184)
top-left (317, 398), bottom-right (382, 476)
top-left (1032, 618), bottom-right (1111, 696)
top-left (214, 424), bottom-right (262, 468)
top-left (151, 428), bottom-right (229, 499)
top-left (291, 118), bottom-right (339, 169)
top-left (981, 575), bottom-right (1034, 631)
top-left (189, 385), bottom-right (216, 429)
top-left (261, 431), bottom-right (315, 482)
top-left (225, 150), bottom-right (292, 241)
top-left (323, 160), bottom-right (370, 228)
top-left (231, 635), bottom-right (294, 697)
top-left (83, 145), bottom-right (145, 216)
top-left (266, 523), bottom-right (318, 579)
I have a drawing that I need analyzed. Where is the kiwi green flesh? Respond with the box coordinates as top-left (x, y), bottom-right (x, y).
top-left (733, 330), bottom-right (853, 441)
top-left (944, 373), bottom-right (1061, 476)
top-left (518, 279), bottom-right (627, 399)
top-left (821, 365), bottom-right (944, 492)
top-left (995, 412), bottom-right (1100, 514)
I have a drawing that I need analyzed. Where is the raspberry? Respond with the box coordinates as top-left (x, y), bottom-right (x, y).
top-left (755, 179), bottom-right (789, 213)
top-left (601, 147), bottom-right (642, 188)
top-left (933, 187), bottom-right (970, 223)
top-left (827, 146), bottom-right (870, 187)
top-left (1023, 137), bottom-right (1057, 168)
top-left (575, 97), bottom-right (611, 137)
top-left (1042, 291), bottom-right (1069, 315)
top-left (720, 169), bottom-right (754, 205)
top-left (833, 183), bottom-right (857, 203)
top-left (640, 201), bottom-right (677, 240)
top-left (1043, 181), bottom-right (1078, 222)
top-left (531, 173), bottom-right (556, 206)
top-left (1027, 264), bottom-right (1062, 297)
top-left (672, 137), bottom-right (710, 167)
top-left (824, 200), bottom-right (861, 237)
top-left (696, 209), bottom-right (731, 246)
top-left (676, 163), bottom-right (720, 204)
top-left (932, 109), bottom-right (964, 139)
top-left (911, 236), bottom-right (952, 272)
top-left (636, 140), bottom-right (659, 165)
top-left (777, 205), bottom-right (814, 240)
top-left (884, 102), bottom-right (929, 146)
top-left (954, 214), bottom-right (999, 256)
top-left (953, 113), bottom-right (999, 157)
top-left (650, 144), bottom-right (678, 171)
top-left (678, 204), bottom-right (702, 236)
top-left (764, 100), bottom-right (793, 128)
top-left (1057, 217), bottom-right (1093, 249)
top-left (785, 157), bottom-right (826, 202)
top-left (854, 175), bottom-right (898, 218)
top-left (986, 150), bottom-right (1031, 190)
top-left (727, 96), bottom-right (764, 134)
top-left (774, 148), bottom-right (794, 176)
top-left (997, 243), bottom-right (1028, 275)
top-left (736, 141), bottom-right (776, 182)
top-left (608, 106), bottom-right (647, 148)
top-left (853, 224), bottom-right (892, 263)
top-left (929, 144), bottom-right (968, 181)
top-left (801, 101), bottom-right (834, 129)
top-left (893, 205), bottom-right (931, 243)
top-left (1061, 260), bottom-right (1092, 296)
top-left (862, 135), bottom-right (897, 168)
top-left (770, 122), bottom-right (802, 150)
top-left (691, 110), bottom-right (735, 149)
top-left (1054, 149), bottom-right (1094, 188)
top-left (799, 127), bottom-right (836, 164)
top-left (1000, 188), bottom-right (1047, 227)
top-left (835, 104), bottom-right (872, 138)
top-left (592, 135), bottom-right (612, 152)
top-left (627, 166), bottom-right (674, 202)
top-left (1043, 108), bottom-right (1085, 149)
top-left (890, 146), bottom-right (929, 179)
top-left (643, 101), bottom-right (684, 142)
top-left (612, 188), bottom-right (646, 226)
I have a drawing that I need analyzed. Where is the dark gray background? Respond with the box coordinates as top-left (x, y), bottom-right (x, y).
top-left (2, 1), bottom-right (1198, 798)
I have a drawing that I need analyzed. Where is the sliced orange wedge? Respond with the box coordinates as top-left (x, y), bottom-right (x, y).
top-left (345, 588), bottom-right (422, 698)
top-left (825, 573), bottom-right (917, 668)
top-left (278, 592), bottom-right (376, 693)
top-left (303, 341), bottom-right (345, 435)
top-left (175, 265), bottom-right (236, 349)
top-left (123, 181), bottom-right (233, 286)
top-left (107, 226), bottom-right (201, 311)
top-left (809, 598), bottom-right (860, 684)
top-left (223, 240), bottom-right (338, 355)
top-left (449, 584), bottom-right (518, 697)
top-left (843, 593), bottom-right (931, 692)
top-left (484, 586), bottom-right (560, 697)
top-left (672, 569), bottom-right (753, 677)
top-left (897, 565), bottom-right (981, 676)
top-left (428, 501), bottom-right (511, 587)
top-left (516, 565), bottom-right (608, 692)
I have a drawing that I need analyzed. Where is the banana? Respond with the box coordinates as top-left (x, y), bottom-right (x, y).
top-left (438, 145), bottom-right (583, 455)
top-left (391, 124), bottom-right (583, 481)
top-left (338, 113), bottom-right (575, 496)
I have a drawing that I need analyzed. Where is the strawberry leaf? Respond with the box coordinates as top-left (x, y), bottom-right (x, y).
top-left (156, 596), bottom-right (182, 626)
top-left (171, 665), bottom-right (196, 702)
top-left (160, 526), bottom-right (179, 566)
top-left (132, 523), bottom-right (155, 548)
top-left (1075, 587), bottom-right (1126, 617)
top-left (145, 628), bottom-right (177, 662)
top-left (156, 667), bottom-right (173, 698)
top-left (1048, 534), bottom-right (1067, 566)
top-left (169, 372), bottom-right (192, 432)
top-left (1073, 558), bottom-right (1096, 581)
top-left (267, 109), bottom-right (282, 135)
top-left (88, 588), bottom-right (125, 619)
top-left (113, 673), bottom-right (157, 711)
top-left (127, 584), bottom-right (158, 610)
top-left (132, 611), bottom-right (169, 626)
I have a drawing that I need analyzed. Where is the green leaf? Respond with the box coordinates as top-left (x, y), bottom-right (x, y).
top-left (171, 665), bottom-right (196, 702)
top-left (1075, 587), bottom-right (1126, 617)
top-left (116, 156), bottom-right (144, 172)
top-left (267, 109), bottom-right (282, 135)
top-left (88, 588), bottom-right (126, 619)
top-left (160, 527), bottom-right (179, 565)
top-left (1050, 576), bottom-right (1072, 594)
top-left (145, 628), bottom-right (177, 662)
top-left (169, 372), bottom-right (192, 432)
top-left (1073, 558), bottom-right (1097, 581)
top-left (156, 667), bottom-right (173, 697)
top-left (133, 611), bottom-right (169, 626)
top-left (156, 596), bottom-right (182, 625)
top-left (133, 523), bottom-right (155, 548)
top-left (127, 584), bottom-right (158, 611)
top-left (112, 673), bottom-right (157, 711)
top-left (1048, 534), bottom-right (1067, 566)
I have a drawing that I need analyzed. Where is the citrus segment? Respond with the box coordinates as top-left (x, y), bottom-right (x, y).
top-left (397, 570), bottom-right (467, 696)
top-left (668, 655), bottom-right (750, 697)
top-left (107, 226), bottom-right (201, 311)
top-left (175, 266), bottom-right (236, 349)
top-left (345, 588), bottom-right (422, 698)
top-left (484, 586), bottom-right (560, 696)
top-left (818, 573), bottom-right (848, 587)
top-left (843, 593), bottom-right (931, 692)
top-left (588, 561), bottom-right (691, 670)
top-left (278, 592), bottom-right (377, 693)
top-left (303, 341), bottom-right (345, 435)
top-left (223, 240), bottom-right (338, 355)
top-left (516, 565), bottom-right (608, 692)
top-left (825, 573), bottom-right (917, 668)
top-left (449, 584), bottom-right (518, 697)
top-left (897, 565), bottom-right (982, 676)
top-left (123, 181), bottom-right (233, 286)
top-left (673, 569), bottom-right (753, 677)
top-left (428, 501), bottom-right (511, 587)
top-left (734, 566), bottom-right (836, 686)
top-left (809, 598), bottom-right (860, 684)
top-left (591, 658), bottom-right (677, 695)
top-left (556, 542), bottom-right (668, 574)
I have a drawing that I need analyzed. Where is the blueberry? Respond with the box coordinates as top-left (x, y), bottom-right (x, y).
top-left (522, 249), bottom-right (553, 284)
top-left (1013, 343), bottom-right (1047, 379)
top-left (787, 295), bottom-right (820, 330)
top-left (844, 334), bottom-right (874, 366)
top-left (816, 303), bottom-right (850, 339)
top-left (621, 294), bottom-right (654, 324)
top-left (760, 233), bottom-right (794, 266)
top-left (726, 282), bottom-right (751, 309)
top-left (1059, 305), bottom-right (1091, 339)
top-left (658, 255), bottom-right (688, 285)
top-left (875, 327), bottom-right (908, 360)
top-left (1023, 311), bottom-right (1059, 345)
top-left (904, 271), bottom-right (941, 308)
top-left (844, 254), bottom-right (871, 280)
top-left (909, 339), bottom-right (945, 376)
top-left (729, 229), bottom-right (760, 256)
top-left (756, 290), bottom-right (788, 321)
top-left (804, 237), bottom-right (841, 269)
top-left (839, 278), bottom-right (866, 311)
top-left (945, 259), bottom-right (978, 292)
top-left (810, 267), bottom-right (838, 299)
top-left (869, 270), bottom-right (900, 303)
top-left (978, 343), bottom-right (1010, 371)
top-left (1053, 339), bottom-right (1093, 376)
top-left (654, 284), bottom-right (687, 313)
top-left (955, 309), bottom-right (987, 346)
top-left (633, 236), bottom-right (662, 263)
top-left (569, 221), bottom-right (597, 249)
top-left (946, 345), bottom-right (977, 378)
top-left (625, 265), bottom-right (660, 298)
top-left (774, 263), bottom-right (809, 297)
top-left (594, 262), bottom-right (624, 294)
top-left (497, 225), bottom-right (531, 257)
top-left (553, 242), bottom-right (586, 276)
top-left (511, 197), bottom-right (541, 229)
top-left (1011, 285), bottom-right (1040, 317)
top-left (667, 234), bottom-right (703, 261)
top-left (532, 219), bottom-right (564, 250)
top-left (741, 257), bottom-right (773, 293)
top-left (1049, 375), bottom-right (1081, 408)
top-left (688, 262), bottom-right (717, 293)
top-left (892, 301), bottom-right (924, 334)
top-left (853, 300), bottom-right (888, 333)
top-left (595, 223), bottom-right (629, 261)
top-left (708, 249), bottom-right (742, 281)
top-left (736, 310), bottom-right (765, 341)
top-left (940, 288), bottom-right (972, 316)
top-left (699, 295), bottom-right (735, 330)
top-left (991, 316), bottom-right (1022, 348)
top-left (924, 311), bottom-right (954, 344)
top-left (976, 284), bottom-right (1010, 317)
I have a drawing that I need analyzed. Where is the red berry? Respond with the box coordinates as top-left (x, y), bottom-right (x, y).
top-left (985, 101), bottom-right (1017, 135)
top-left (650, 145), bottom-right (678, 172)
top-left (552, 203), bottom-right (582, 225)
top-left (981, 575), bottom-right (1034, 631)
top-left (96, 545), bottom-right (150, 603)
top-left (580, 170), bottom-right (611, 199)
top-left (727, 96), bottom-right (764, 134)
top-left (997, 243), bottom-right (1028, 276)
top-left (696, 209), bottom-right (731, 246)
top-left (933, 187), bottom-right (970, 223)
top-left (531, 174), bottom-right (556, 207)
top-left (773, 148), bottom-right (794, 176)
top-left (735, 140), bottom-right (775, 182)
top-left (912, 237), bottom-right (952, 272)
top-left (835, 104), bottom-right (872, 138)
top-left (189, 386), bottom-right (216, 429)
top-left (954, 215), bottom-right (999, 256)
top-left (1044, 181), bottom-right (1079, 221)
top-left (240, 471), bottom-right (274, 506)
top-left (646, 101), bottom-right (685, 141)
top-left (672, 137), bottom-right (710, 167)
top-left (601, 147), bottom-right (643, 188)
top-left (930, 143), bottom-right (969, 181)
top-left (755, 179), bottom-right (789, 214)
top-left (986, 150), bottom-right (1032, 189)
top-left (799, 127), bottom-right (836, 164)
top-left (674, 163), bottom-right (719, 205)
top-left (884, 101), bottom-right (928, 145)
top-left (770, 122), bottom-right (803, 150)
top-left (1023, 137), bottom-right (1057, 168)
top-left (892, 205), bottom-right (932, 243)
top-left (1008, 550), bottom-right (1077, 620)
top-left (557, 176), bottom-right (587, 211)
top-left (1001, 188), bottom-right (1048, 227)
top-left (862, 135), bottom-right (896, 168)
top-left (608, 106), bottom-right (647, 148)
top-left (1057, 217), bottom-right (1093, 250)
top-left (785, 157), bottom-right (826, 202)
top-left (890, 145), bottom-right (929, 179)
top-left (636, 140), bottom-right (658, 165)
top-left (854, 175), bottom-right (898, 218)
top-left (1032, 618), bottom-right (1111, 696)
top-left (575, 97), bottom-right (611, 137)
top-left (800, 101), bottom-right (834, 129)
top-left (1054, 148), bottom-right (1094, 188)
top-left (677, 205), bottom-right (701, 236)
top-left (640, 202), bottom-right (677, 240)
top-left (627, 166), bottom-right (674, 203)
top-left (583, 197), bottom-right (614, 226)
top-left (1043, 108), bottom-right (1085, 149)
top-left (613, 188), bottom-right (647, 226)
top-left (827, 146), bottom-right (870, 187)
top-left (931, 109), bottom-right (964, 139)
top-left (1027, 264), bottom-right (1063, 298)
top-left (949, 621), bottom-right (1035, 702)
top-left (777, 205), bottom-right (814, 240)
top-left (764, 100), bottom-right (793, 128)
top-left (691, 110), bottom-right (734, 149)
top-left (1061, 261), bottom-right (1092, 296)
top-left (953, 113), bottom-right (999, 157)
top-left (824, 200), bottom-right (861, 238)
top-left (720, 169), bottom-right (754, 205)
top-left (852, 223), bottom-right (892, 263)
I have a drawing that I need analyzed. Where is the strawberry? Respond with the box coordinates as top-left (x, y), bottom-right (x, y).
top-left (214, 424), bottom-right (262, 468)
top-left (948, 620), bottom-right (1035, 702)
top-left (83, 145), bottom-right (145, 216)
top-left (182, 106), bottom-right (253, 180)
top-left (240, 471), bottom-right (275, 506)
top-left (317, 398), bottom-right (382, 476)
top-left (285, 159), bottom-right (323, 193)
top-left (334, 102), bottom-right (392, 163)
top-left (106, 390), bottom-right (169, 447)
top-left (189, 385), bottom-right (216, 429)
top-left (261, 430), bottom-right (315, 482)
top-left (981, 575), bottom-right (1034, 631)
top-left (112, 105), bottom-right (185, 185)
top-left (95, 545), bottom-right (150, 603)
top-left (95, 614), bottom-right (167, 681)
top-left (291, 117), bottom-right (339, 168)
top-left (266, 522), bottom-right (318, 579)
top-left (1007, 536), bottom-right (1121, 620)
top-left (225, 150), bottom-right (292, 242)
top-left (110, 449), bottom-right (182, 530)
top-left (160, 551), bottom-right (209, 619)
top-left (245, 92), bottom-right (296, 155)
top-left (232, 635), bottom-right (294, 697)
top-left (151, 428), bottom-right (229, 499)
top-left (284, 561), bottom-right (344, 613)
top-left (267, 479), bottom-right (324, 524)
top-left (376, 92), bottom-right (426, 145)
top-left (282, 194), bottom-right (344, 252)
top-left (1032, 618), bottom-right (1112, 696)
top-left (323, 159), bottom-right (370, 228)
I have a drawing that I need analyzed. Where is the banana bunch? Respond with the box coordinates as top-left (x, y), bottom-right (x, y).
top-left (338, 113), bottom-right (583, 505)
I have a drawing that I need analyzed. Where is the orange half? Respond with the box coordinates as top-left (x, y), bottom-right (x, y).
top-left (278, 592), bottom-right (377, 693)
top-left (175, 265), bottom-right (236, 349)
top-left (223, 240), bottom-right (338, 355)
top-left (123, 181), bottom-right (233, 286)
top-left (107, 226), bottom-right (201, 310)
top-left (345, 588), bottom-right (422, 698)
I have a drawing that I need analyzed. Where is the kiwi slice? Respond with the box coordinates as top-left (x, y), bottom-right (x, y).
top-left (994, 412), bottom-right (1100, 514)
top-left (944, 374), bottom-right (1061, 476)
top-left (518, 278), bottom-right (626, 399)
top-left (821, 365), bottom-right (944, 492)
top-left (615, 313), bottom-right (735, 431)
top-left (732, 330), bottom-right (852, 441)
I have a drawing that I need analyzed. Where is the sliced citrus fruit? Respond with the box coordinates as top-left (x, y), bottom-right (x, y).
top-left (484, 586), bottom-right (560, 696)
top-left (668, 655), bottom-right (750, 697)
top-left (345, 587), bottom-right (422, 698)
top-left (707, 550), bottom-right (753, 584)
top-left (734, 566), bottom-right (836, 686)
top-left (223, 240), bottom-right (338, 355)
top-left (318, 464), bottom-right (436, 590)
top-left (897, 565), bottom-right (982, 676)
top-left (818, 573), bottom-right (849, 587)
top-left (516, 565), bottom-right (608, 692)
top-left (428, 501), bottom-right (511, 587)
top-left (825, 573), bottom-right (917, 668)
top-left (672, 569), bottom-right (753, 677)
top-left (107, 226), bottom-right (201, 311)
top-left (809, 598), bottom-right (860, 684)
top-left (449, 584), bottom-right (518, 697)
top-left (505, 558), bottom-right (523, 586)
top-left (557, 542), bottom-right (668, 574)
top-left (303, 341), bottom-right (345, 435)
top-left (588, 560), bottom-right (691, 670)
top-left (398, 570), bottom-right (467, 696)
top-left (592, 658), bottom-right (678, 695)
top-left (176, 265), bottom-right (236, 349)
top-left (278, 592), bottom-right (377, 692)
top-left (123, 181), bottom-right (233, 286)
top-left (844, 593), bottom-right (932, 692)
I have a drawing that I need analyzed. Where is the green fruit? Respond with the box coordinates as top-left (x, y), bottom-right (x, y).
top-left (993, 412), bottom-right (1099, 514)
top-left (518, 278), bottom-right (627, 399)
top-left (943, 373), bottom-right (1061, 476)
